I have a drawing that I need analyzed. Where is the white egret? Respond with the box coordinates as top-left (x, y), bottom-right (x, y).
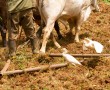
top-left (83, 38), bottom-right (104, 53)
top-left (61, 48), bottom-right (82, 65)
top-left (62, 53), bottom-right (82, 65)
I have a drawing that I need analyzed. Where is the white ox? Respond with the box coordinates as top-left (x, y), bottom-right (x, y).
top-left (36, 0), bottom-right (100, 54)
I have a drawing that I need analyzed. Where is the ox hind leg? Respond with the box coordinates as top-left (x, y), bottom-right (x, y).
top-left (68, 18), bottom-right (80, 43)
top-left (36, 20), bottom-right (63, 39)
top-left (51, 32), bottom-right (61, 49)
top-left (68, 19), bottom-right (74, 35)
top-left (54, 21), bottom-right (63, 39)
top-left (74, 6), bottom-right (92, 42)
top-left (36, 20), bottom-right (62, 52)
top-left (74, 24), bottom-right (80, 42)
top-left (74, 17), bottom-right (82, 43)
top-left (40, 19), bottom-right (55, 54)
top-left (68, 19), bottom-right (80, 42)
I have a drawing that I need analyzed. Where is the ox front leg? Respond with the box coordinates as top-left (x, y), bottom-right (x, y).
top-left (40, 21), bottom-right (55, 54)
top-left (75, 25), bottom-right (80, 43)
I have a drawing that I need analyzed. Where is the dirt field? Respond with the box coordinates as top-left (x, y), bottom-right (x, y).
top-left (0, 1), bottom-right (110, 90)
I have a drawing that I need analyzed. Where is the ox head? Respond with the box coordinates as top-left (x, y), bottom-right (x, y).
top-left (91, 0), bottom-right (100, 12)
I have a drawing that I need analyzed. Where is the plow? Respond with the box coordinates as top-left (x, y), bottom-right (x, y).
top-left (0, 53), bottom-right (110, 76)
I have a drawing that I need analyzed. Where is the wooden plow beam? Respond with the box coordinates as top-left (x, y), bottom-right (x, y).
top-left (0, 63), bottom-right (68, 76)
top-left (49, 53), bottom-right (110, 57)
top-left (1, 53), bottom-right (110, 76)
top-left (0, 59), bottom-right (11, 75)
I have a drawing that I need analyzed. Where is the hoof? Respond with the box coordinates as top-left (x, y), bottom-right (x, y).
top-left (8, 52), bottom-right (16, 58)
top-left (37, 53), bottom-right (50, 63)
top-left (75, 40), bottom-right (79, 43)
top-left (2, 41), bottom-right (7, 47)
top-left (39, 51), bottom-right (46, 56)
top-left (38, 51), bottom-right (49, 60)
top-left (58, 35), bottom-right (63, 40)
top-left (32, 50), bottom-right (39, 54)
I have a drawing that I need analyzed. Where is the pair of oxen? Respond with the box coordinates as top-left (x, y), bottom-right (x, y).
top-left (35, 0), bottom-right (100, 54)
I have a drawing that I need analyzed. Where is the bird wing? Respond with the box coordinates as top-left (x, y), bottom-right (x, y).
top-left (93, 41), bottom-right (104, 53)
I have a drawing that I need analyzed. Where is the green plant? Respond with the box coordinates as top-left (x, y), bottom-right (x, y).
top-left (103, 0), bottom-right (110, 4)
